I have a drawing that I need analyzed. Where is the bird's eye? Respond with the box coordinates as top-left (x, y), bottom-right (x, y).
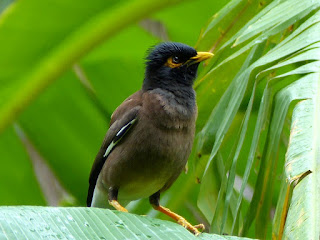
top-left (172, 56), bottom-right (180, 64)
top-left (165, 56), bottom-right (183, 68)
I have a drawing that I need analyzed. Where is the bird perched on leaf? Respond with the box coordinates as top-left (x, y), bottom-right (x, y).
top-left (87, 42), bottom-right (213, 235)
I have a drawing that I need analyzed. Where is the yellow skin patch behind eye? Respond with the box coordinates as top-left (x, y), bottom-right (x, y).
top-left (165, 52), bottom-right (213, 69)
top-left (165, 57), bottom-right (182, 68)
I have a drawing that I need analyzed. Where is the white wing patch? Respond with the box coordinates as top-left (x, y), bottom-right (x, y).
top-left (103, 141), bottom-right (116, 158)
top-left (103, 118), bottom-right (137, 158)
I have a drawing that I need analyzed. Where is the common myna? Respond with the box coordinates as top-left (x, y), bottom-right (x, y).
top-left (87, 42), bottom-right (213, 235)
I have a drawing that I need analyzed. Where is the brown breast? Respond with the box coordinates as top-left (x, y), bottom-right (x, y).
top-left (142, 89), bottom-right (197, 131)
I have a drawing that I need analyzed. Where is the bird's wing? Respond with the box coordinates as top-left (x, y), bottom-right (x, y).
top-left (87, 91), bottom-right (143, 206)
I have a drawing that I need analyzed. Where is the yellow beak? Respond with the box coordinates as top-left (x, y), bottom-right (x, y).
top-left (190, 52), bottom-right (214, 63)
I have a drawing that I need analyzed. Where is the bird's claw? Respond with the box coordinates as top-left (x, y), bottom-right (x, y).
top-left (177, 217), bottom-right (205, 236)
top-left (194, 224), bottom-right (205, 231)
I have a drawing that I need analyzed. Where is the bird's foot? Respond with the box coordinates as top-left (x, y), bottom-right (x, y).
top-left (108, 200), bottom-right (128, 212)
top-left (152, 204), bottom-right (205, 235)
top-left (177, 217), bottom-right (205, 236)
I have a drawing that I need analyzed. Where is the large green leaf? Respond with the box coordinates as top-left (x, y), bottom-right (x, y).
top-left (0, 207), bottom-right (256, 240)
top-left (272, 73), bottom-right (320, 239)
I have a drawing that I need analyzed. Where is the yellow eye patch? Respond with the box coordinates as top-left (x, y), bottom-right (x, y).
top-left (165, 57), bottom-right (182, 68)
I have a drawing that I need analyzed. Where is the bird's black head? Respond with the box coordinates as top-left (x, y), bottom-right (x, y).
top-left (143, 42), bottom-right (213, 92)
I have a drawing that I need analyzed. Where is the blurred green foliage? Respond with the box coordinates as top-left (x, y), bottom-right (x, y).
top-left (0, 0), bottom-right (319, 239)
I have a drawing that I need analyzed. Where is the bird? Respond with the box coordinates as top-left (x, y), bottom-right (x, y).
top-left (87, 42), bottom-right (213, 235)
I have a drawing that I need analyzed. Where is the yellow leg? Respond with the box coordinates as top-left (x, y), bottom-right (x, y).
top-left (152, 204), bottom-right (205, 235)
top-left (109, 200), bottom-right (128, 212)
